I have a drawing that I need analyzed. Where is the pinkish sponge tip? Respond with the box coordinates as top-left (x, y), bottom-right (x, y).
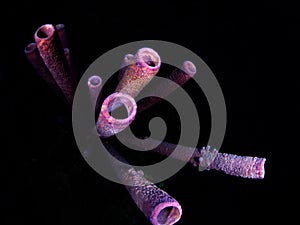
top-left (151, 201), bottom-right (182, 225)
top-left (255, 157), bottom-right (266, 179)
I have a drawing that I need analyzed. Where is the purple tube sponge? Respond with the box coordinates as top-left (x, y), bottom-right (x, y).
top-left (103, 140), bottom-right (182, 225)
top-left (63, 47), bottom-right (78, 82)
top-left (118, 53), bottom-right (135, 81)
top-left (34, 24), bottom-right (76, 104)
top-left (96, 92), bottom-right (137, 138)
top-left (55, 24), bottom-right (69, 49)
top-left (121, 136), bottom-right (266, 179)
top-left (87, 75), bottom-right (103, 110)
top-left (24, 42), bottom-right (63, 98)
top-left (123, 168), bottom-right (182, 225)
top-left (115, 48), bottom-right (161, 98)
top-left (167, 60), bottom-right (197, 85)
top-left (137, 61), bottom-right (196, 113)
top-left (206, 151), bottom-right (266, 179)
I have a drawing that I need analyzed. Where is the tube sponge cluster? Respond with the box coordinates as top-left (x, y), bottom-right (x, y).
top-left (25, 24), bottom-right (77, 104)
top-left (25, 23), bottom-right (267, 225)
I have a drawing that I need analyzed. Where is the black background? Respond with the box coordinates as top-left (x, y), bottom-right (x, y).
top-left (1, 0), bottom-right (298, 224)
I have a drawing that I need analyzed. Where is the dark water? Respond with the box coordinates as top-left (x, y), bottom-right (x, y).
top-left (1, 1), bottom-right (298, 224)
